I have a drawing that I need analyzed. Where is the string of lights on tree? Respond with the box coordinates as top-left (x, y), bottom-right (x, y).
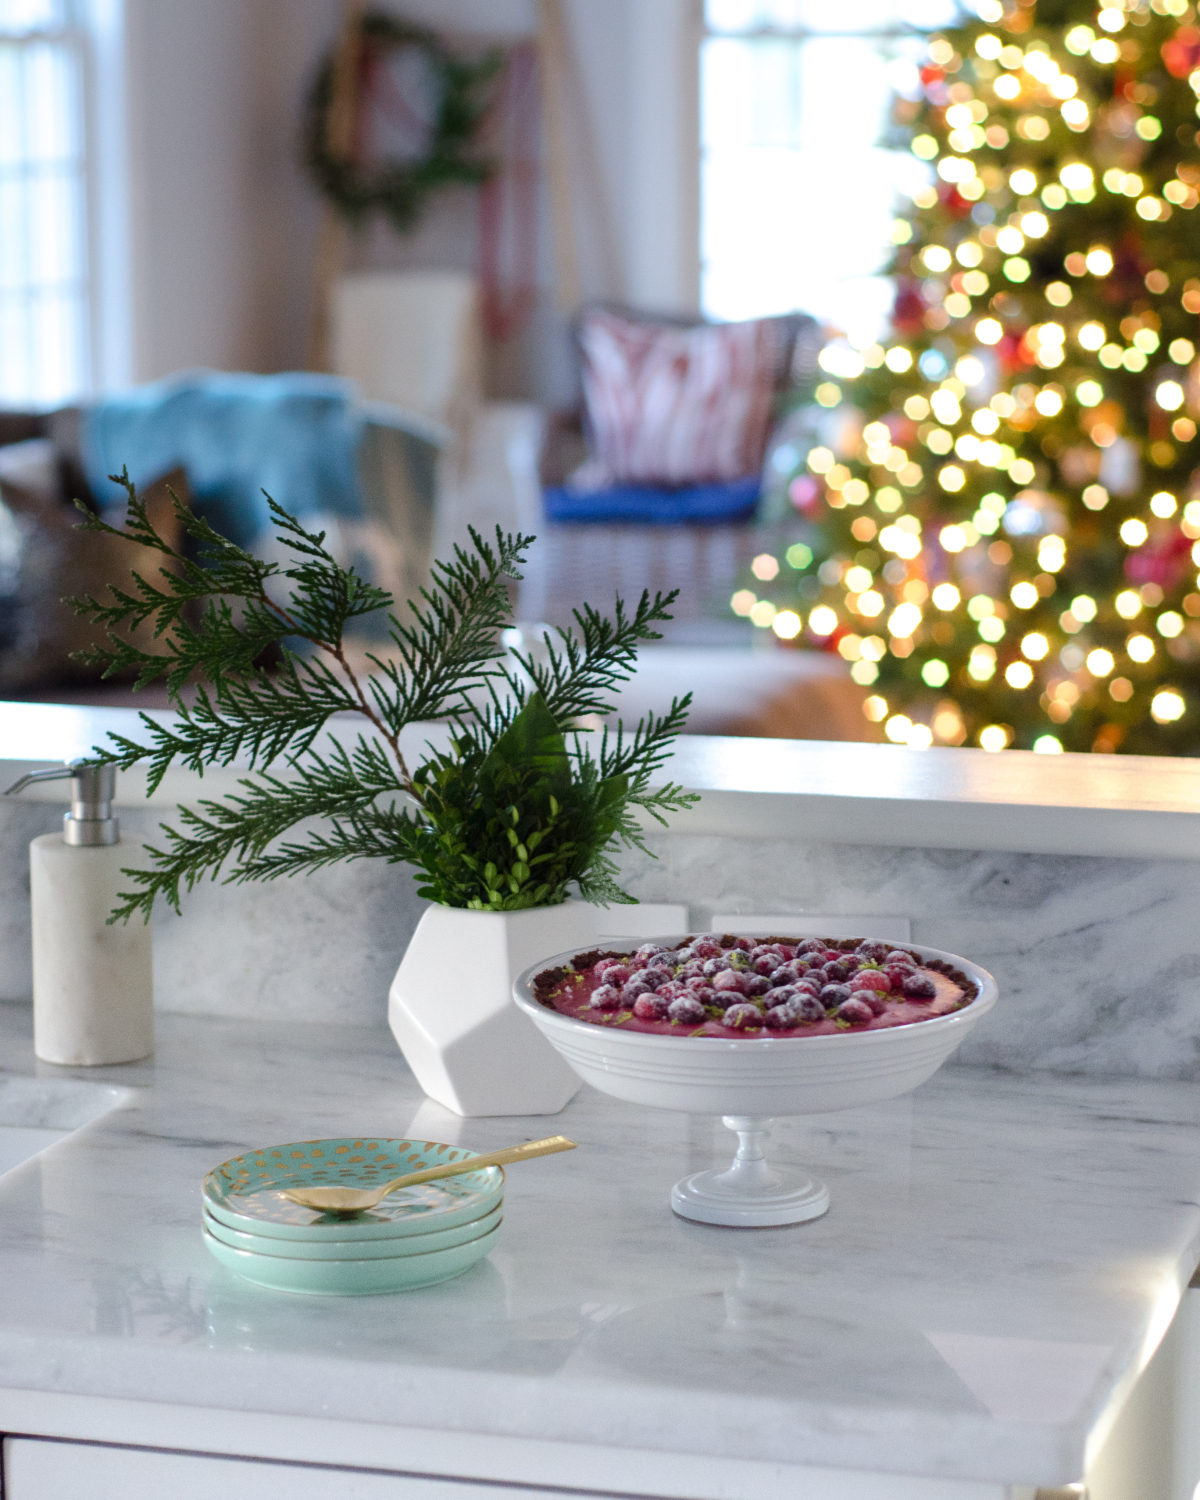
top-left (735, 0), bottom-right (1200, 755)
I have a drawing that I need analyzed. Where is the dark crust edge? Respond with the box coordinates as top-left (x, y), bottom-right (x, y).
top-left (531, 938), bottom-right (979, 1011)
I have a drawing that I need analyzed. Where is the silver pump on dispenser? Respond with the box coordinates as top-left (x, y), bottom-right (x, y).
top-left (5, 760), bottom-right (120, 846)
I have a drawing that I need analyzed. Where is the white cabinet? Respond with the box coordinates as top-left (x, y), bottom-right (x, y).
top-left (2, 1439), bottom-right (583, 1500)
top-left (1084, 1286), bottom-right (1200, 1500)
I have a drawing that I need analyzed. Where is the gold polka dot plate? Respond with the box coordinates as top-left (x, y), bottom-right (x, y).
top-left (202, 1138), bottom-right (504, 1242)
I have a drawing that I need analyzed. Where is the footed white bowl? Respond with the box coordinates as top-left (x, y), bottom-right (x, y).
top-left (513, 936), bottom-right (997, 1227)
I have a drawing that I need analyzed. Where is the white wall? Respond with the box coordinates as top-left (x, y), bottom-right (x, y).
top-left (119, 0), bottom-right (339, 382)
top-left (114, 0), bottom-right (701, 398)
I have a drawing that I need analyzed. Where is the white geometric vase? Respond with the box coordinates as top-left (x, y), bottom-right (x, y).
top-left (388, 901), bottom-right (598, 1117)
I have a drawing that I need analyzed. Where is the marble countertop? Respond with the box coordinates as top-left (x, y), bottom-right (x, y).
top-left (1, 1002), bottom-right (1198, 1494)
top-left (5, 698), bottom-right (1200, 860)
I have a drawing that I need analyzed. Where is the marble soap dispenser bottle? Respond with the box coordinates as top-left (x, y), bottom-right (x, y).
top-left (7, 760), bottom-right (153, 1065)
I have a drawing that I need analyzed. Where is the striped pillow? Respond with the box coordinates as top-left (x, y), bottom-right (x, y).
top-left (575, 309), bottom-right (783, 487)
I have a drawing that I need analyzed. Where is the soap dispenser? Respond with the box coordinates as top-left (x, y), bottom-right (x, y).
top-left (6, 760), bottom-right (153, 1065)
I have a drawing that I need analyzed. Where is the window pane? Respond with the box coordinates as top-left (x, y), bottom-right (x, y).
top-left (705, 0), bottom-right (957, 30)
top-left (701, 38), bottom-right (804, 151)
top-left (0, 17), bottom-right (88, 405)
top-left (0, 177), bottom-right (28, 290)
top-left (28, 167), bottom-right (81, 282)
top-left (29, 286), bottom-right (79, 405)
top-left (26, 42), bottom-right (78, 162)
top-left (701, 26), bottom-right (932, 343)
top-left (0, 295), bottom-right (30, 404)
top-left (0, 0), bottom-right (64, 29)
top-left (0, 46), bottom-right (22, 166)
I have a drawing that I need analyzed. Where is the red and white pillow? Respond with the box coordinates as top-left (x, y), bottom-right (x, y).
top-left (573, 308), bottom-right (785, 489)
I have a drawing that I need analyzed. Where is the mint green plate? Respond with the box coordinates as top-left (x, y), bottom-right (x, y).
top-left (203, 1201), bottom-right (502, 1260)
top-left (202, 1217), bottom-right (502, 1295)
top-left (203, 1138), bottom-right (504, 1242)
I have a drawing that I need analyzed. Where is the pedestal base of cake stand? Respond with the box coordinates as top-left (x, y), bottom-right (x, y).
top-left (670, 1115), bottom-right (830, 1228)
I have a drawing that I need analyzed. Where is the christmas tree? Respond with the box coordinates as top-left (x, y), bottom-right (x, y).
top-left (741, 0), bottom-right (1200, 755)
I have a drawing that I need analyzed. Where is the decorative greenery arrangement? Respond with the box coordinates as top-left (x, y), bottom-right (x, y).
top-left (741, 0), bottom-right (1200, 756)
top-left (304, 14), bottom-right (501, 233)
top-left (69, 474), bottom-right (695, 923)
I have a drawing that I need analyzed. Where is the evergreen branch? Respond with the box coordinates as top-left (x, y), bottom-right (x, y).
top-left (67, 483), bottom-right (694, 918)
top-left (369, 526), bottom-right (530, 733)
top-left (595, 694), bottom-right (695, 791)
top-left (506, 589), bottom-right (681, 727)
top-left (109, 737), bottom-right (407, 920)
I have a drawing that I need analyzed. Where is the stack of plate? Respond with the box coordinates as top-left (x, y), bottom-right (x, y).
top-left (202, 1136), bottom-right (503, 1295)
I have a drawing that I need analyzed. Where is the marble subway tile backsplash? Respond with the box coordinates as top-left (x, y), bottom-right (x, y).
top-left (615, 834), bottom-right (1200, 1081)
top-left (0, 805), bottom-right (427, 1027)
top-left (2, 799), bottom-right (1197, 1079)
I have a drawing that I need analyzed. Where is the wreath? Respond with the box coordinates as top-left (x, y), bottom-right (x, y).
top-left (304, 15), bottom-right (502, 233)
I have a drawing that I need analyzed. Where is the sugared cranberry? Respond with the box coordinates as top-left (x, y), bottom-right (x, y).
top-left (769, 985), bottom-right (799, 1006)
top-left (793, 994), bottom-right (826, 1023)
top-left (885, 950), bottom-right (915, 968)
top-left (797, 938), bottom-right (826, 955)
top-left (589, 985), bottom-right (622, 1011)
top-left (820, 983), bottom-right (852, 1007)
top-left (841, 953), bottom-right (862, 972)
top-left (850, 970), bottom-right (891, 994)
top-left (857, 940), bottom-right (890, 963)
top-left (644, 965), bottom-right (673, 988)
top-left (722, 1003), bottom-right (763, 1029)
top-left (685, 975), bottom-right (710, 995)
top-left (863, 992), bottom-right (888, 1015)
top-left (620, 977), bottom-right (653, 1002)
top-left (636, 943), bottom-right (667, 961)
top-left (742, 975), bottom-right (770, 997)
top-left (703, 955), bottom-right (731, 977)
top-left (694, 986), bottom-right (720, 1008)
top-left (676, 961), bottom-right (703, 980)
top-left (597, 963), bottom-right (631, 987)
top-left (668, 996), bottom-right (706, 1025)
top-left (764, 1004), bottom-right (797, 1030)
top-left (902, 973), bottom-right (937, 1000)
top-left (837, 997), bottom-right (874, 1024)
top-left (770, 964), bottom-right (800, 987)
top-left (655, 981), bottom-right (687, 1000)
top-left (632, 994), bottom-right (670, 1020)
top-left (753, 953), bottom-right (784, 976)
top-left (712, 969), bottom-right (746, 993)
top-left (822, 960), bottom-right (850, 983)
top-left (691, 938), bottom-right (722, 960)
top-left (884, 966), bottom-right (913, 989)
top-left (729, 936), bottom-right (754, 952)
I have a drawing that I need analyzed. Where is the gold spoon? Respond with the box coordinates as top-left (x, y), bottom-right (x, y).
top-left (280, 1134), bottom-right (577, 1216)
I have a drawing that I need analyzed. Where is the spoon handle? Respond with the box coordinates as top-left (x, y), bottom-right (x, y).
top-left (381, 1135), bottom-right (576, 1197)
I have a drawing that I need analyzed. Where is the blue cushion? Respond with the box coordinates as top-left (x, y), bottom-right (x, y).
top-left (81, 371), bottom-right (364, 548)
top-left (543, 475), bottom-right (760, 525)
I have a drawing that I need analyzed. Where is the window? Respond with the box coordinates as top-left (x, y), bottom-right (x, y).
top-left (700, 0), bottom-right (956, 343)
top-left (0, 0), bottom-right (91, 407)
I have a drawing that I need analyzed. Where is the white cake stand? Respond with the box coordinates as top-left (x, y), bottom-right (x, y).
top-left (514, 939), bottom-right (997, 1228)
top-left (670, 1115), bottom-right (830, 1227)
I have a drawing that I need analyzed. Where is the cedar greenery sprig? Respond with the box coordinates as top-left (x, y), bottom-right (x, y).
top-left (69, 471), bottom-right (696, 922)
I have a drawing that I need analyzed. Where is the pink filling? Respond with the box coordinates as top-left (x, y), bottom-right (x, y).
top-left (545, 958), bottom-right (970, 1039)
